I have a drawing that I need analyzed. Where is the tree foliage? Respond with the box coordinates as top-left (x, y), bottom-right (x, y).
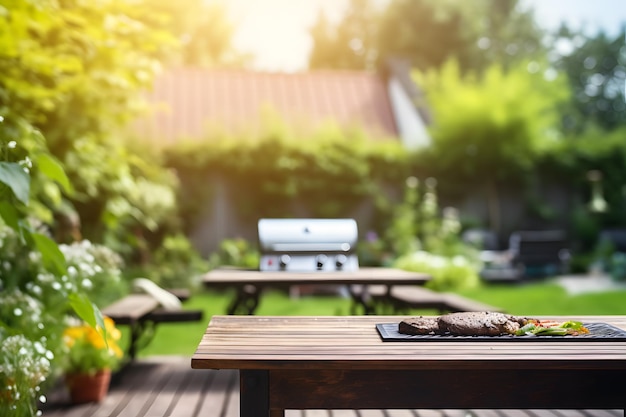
top-left (376, 0), bottom-right (469, 71)
top-left (164, 121), bottom-right (410, 234)
top-left (308, 0), bottom-right (545, 74)
top-left (416, 60), bottom-right (569, 231)
top-left (308, 0), bottom-right (379, 71)
top-left (139, 0), bottom-right (249, 68)
top-left (552, 26), bottom-right (626, 132)
top-left (1, 0), bottom-right (180, 253)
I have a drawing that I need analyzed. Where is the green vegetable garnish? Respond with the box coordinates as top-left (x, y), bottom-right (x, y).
top-left (515, 320), bottom-right (588, 336)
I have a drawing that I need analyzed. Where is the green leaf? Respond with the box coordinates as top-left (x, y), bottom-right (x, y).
top-left (0, 161), bottom-right (30, 204)
top-left (31, 232), bottom-right (67, 275)
top-left (36, 153), bottom-right (73, 193)
top-left (68, 292), bottom-right (108, 347)
top-left (0, 201), bottom-right (20, 229)
top-left (69, 292), bottom-right (98, 328)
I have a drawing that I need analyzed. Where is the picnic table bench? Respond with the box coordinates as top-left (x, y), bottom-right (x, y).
top-left (102, 292), bottom-right (202, 361)
top-left (352, 284), bottom-right (503, 314)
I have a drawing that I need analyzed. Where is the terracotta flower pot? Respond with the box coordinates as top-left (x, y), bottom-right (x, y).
top-left (65, 369), bottom-right (111, 404)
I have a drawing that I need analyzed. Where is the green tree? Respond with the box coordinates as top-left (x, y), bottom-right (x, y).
top-left (416, 60), bottom-right (569, 233)
top-left (1, 0), bottom-right (180, 253)
top-left (376, 0), bottom-right (469, 71)
top-left (140, 0), bottom-right (249, 68)
top-left (309, 0), bottom-right (544, 73)
top-left (308, 0), bottom-right (379, 70)
top-left (552, 26), bottom-right (626, 132)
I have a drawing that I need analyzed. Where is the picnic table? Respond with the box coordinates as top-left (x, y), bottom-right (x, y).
top-left (191, 315), bottom-right (626, 417)
top-left (201, 267), bottom-right (431, 314)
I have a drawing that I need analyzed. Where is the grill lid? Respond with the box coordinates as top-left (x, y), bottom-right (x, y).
top-left (258, 218), bottom-right (358, 253)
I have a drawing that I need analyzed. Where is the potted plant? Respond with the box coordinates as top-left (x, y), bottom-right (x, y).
top-left (62, 317), bottom-right (124, 403)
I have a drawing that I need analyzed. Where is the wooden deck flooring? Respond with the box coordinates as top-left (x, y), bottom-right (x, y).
top-left (41, 356), bottom-right (624, 417)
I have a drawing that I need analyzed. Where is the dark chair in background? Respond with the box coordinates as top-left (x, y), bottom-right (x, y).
top-left (466, 229), bottom-right (570, 282)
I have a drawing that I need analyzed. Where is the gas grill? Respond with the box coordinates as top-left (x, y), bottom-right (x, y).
top-left (258, 218), bottom-right (359, 272)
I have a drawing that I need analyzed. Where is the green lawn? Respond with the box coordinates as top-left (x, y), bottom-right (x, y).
top-left (131, 281), bottom-right (626, 357)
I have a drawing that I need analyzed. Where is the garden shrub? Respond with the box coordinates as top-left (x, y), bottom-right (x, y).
top-left (0, 334), bottom-right (53, 417)
top-left (164, 124), bottom-right (410, 234)
top-left (208, 238), bottom-right (260, 269)
top-left (394, 251), bottom-right (480, 292)
top-left (141, 233), bottom-right (210, 291)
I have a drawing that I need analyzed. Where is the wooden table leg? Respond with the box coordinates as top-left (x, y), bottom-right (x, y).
top-left (348, 284), bottom-right (377, 314)
top-left (228, 285), bottom-right (261, 315)
top-left (240, 370), bottom-right (272, 417)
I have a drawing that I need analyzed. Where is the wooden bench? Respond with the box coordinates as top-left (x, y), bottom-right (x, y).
top-left (102, 293), bottom-right (203, 361)
top-left (353, 284), bottom-right (503, 314)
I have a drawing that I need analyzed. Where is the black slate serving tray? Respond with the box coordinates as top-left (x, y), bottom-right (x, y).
top-left (376, 322), bottom-right (626, 342)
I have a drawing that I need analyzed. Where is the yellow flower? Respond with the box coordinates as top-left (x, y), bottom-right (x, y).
top-left (63, 318), bottom-right (124, 374)
top-left (85, 327), bottom-right (106, 350)
top-left (109, 343), bottom-right (124, 359)
top-left (63, 326), bottom-right (89, 349)
top-left (104, 317), bottom-right (121, 341)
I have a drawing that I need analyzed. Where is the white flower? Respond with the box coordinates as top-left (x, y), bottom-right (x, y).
top-left (34, 341), bottom-right (46, 354)
top-left (8, 140), bottom-right (17, 148)
top-left (14, 307), bottom-right (23, 316)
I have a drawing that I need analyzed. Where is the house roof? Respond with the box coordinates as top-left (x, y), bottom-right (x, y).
top-left (132, 68), bottom-right (399, 145)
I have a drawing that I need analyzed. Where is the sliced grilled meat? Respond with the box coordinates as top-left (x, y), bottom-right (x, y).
top-left (399, 316), bottom-right (441, 335)
top-left (437, 311), bottom-right (526, 336)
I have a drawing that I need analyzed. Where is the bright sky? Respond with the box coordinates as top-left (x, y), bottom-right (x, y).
top-left (219, 0), bottom-right (626, 73)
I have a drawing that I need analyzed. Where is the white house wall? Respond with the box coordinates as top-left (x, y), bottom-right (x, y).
top-left (387, 77), bottom-right (431, 150)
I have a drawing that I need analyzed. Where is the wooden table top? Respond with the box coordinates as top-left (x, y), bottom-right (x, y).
top-left (191, 315), bottom-right (626, 371)
top-left (202, 267), bottom-right (431, 286)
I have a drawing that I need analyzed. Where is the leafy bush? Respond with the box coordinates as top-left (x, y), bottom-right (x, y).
top-left (142, 234), bottom-right (210, 291)
top-left (1, 226), bottom-right (127, 311)
top-left (209, 238), bottom-right (260, 269)
top-left (357, 230), bottom-right (392, 267)
top-left (164, 123), bottom-right (410, 231)
top-left (394, 251), bottom-right (480, 292)
top-left (1, 124), bottom-right (123, 416)
top-left (387, 174), bottom-right (481, 292)
top-left (0, 334), bottom-right (53, 417)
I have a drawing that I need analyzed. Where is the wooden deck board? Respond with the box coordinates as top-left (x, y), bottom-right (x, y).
top-left (41, 356), bottom-right (624, 417)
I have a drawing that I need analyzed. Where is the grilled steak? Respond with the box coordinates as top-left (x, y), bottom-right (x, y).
top-left (438, 311), bottom-right (527, 336)
top-left (399, 316), bottom-right (441, 335)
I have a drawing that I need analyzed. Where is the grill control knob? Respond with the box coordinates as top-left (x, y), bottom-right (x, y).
top-left (335, 254), bottom-right (348, 270)
top-left (279, 254), bottom-right (291, 270)
top-left (315, 254), bottom-right (328, 271)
